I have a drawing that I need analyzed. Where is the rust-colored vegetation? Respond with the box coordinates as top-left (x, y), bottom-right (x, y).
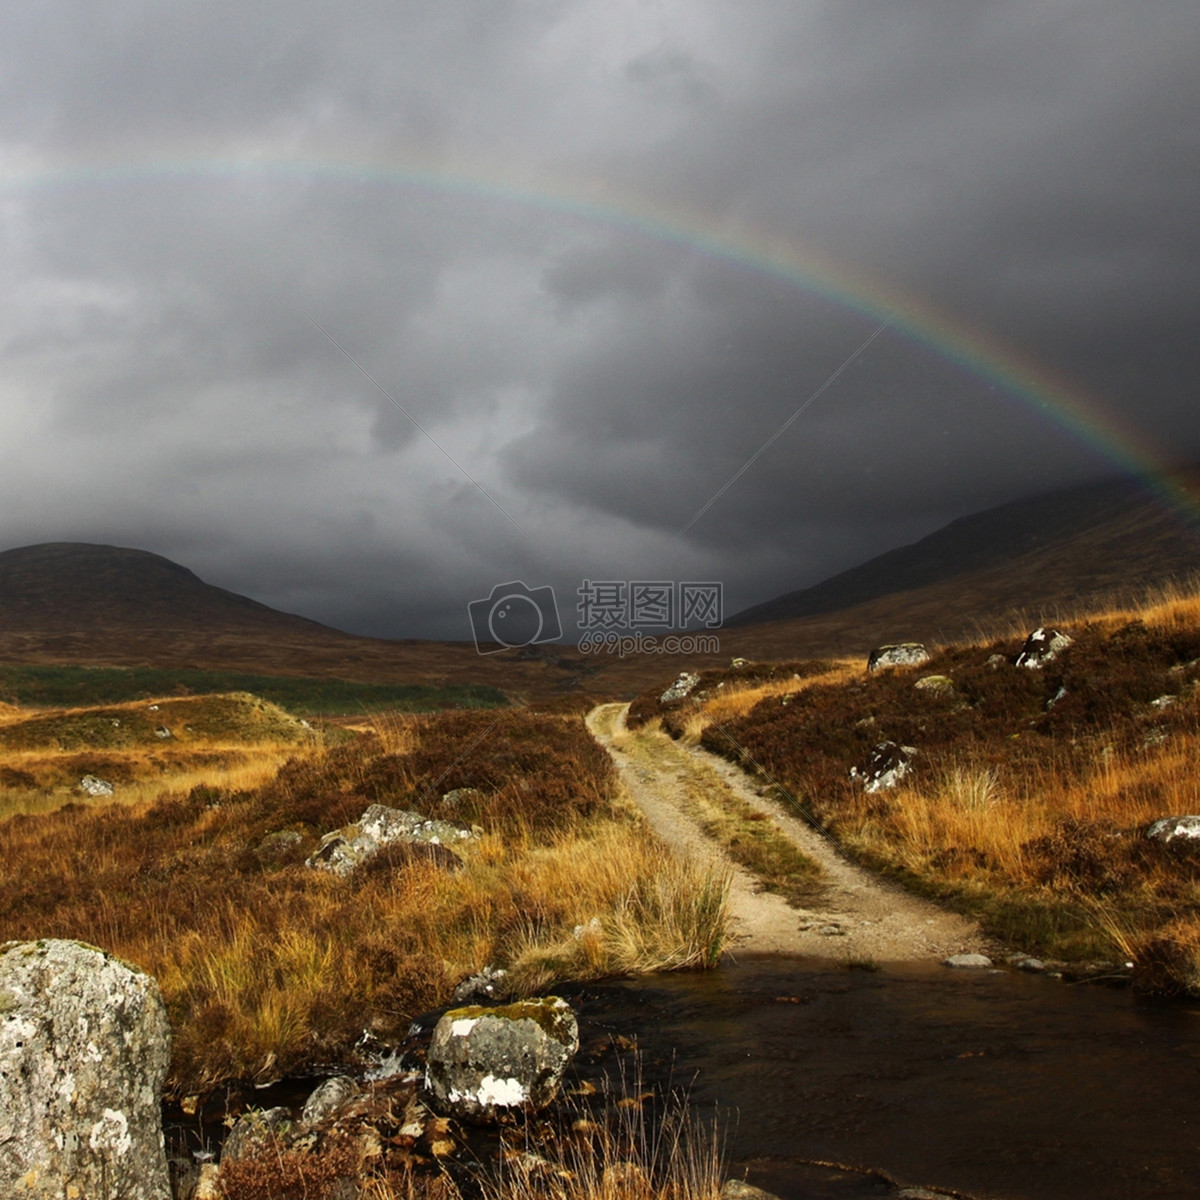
top-left (0, 709), bottom-right (727, 1097)
top-left (633, 583), bottom-right (1200, 992)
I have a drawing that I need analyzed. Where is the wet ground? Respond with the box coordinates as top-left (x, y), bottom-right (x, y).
top-left (568, 955), bottom-right (1200, 1200)
top-left (169, 955), bottom-right (1200, 1199)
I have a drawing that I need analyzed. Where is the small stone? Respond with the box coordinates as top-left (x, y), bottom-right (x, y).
top-left (221, 1107), bottom-right (292, 1163)
top-left (1015, 627), bottom-right (1073, 669)
top-left (868, 643), bottom-right (930, 673)
top-left (850, 741), bottom-right (917, 793)
top-left (720, 1181), bottom-right (783, 1200)
top-left (301, 1075), bottom-right (360, 1126)
top-left (1009, 956), bottom-right (1046, 973)
top-left (80, 774), bottom-right (114, 796)
top-left (154, 725), bottom-right (172, 739)
top-left (986, 654), bottom-right (1007, 669)
top-left (942, 953), bottom-right (993, 969)
top-left (817, 924), bottom-right (844, 936)
top-left (451, 966), bottom-right (508, 1004)
top-left (914, 675), bottom-right (954, 694)
top-left (1146, 816), bottom-right (1200, 843)
top-left (660, 672), bottom-right (701, 703)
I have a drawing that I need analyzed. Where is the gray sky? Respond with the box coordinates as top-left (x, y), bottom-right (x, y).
top-left (1, 1), bottom-right (1197, 639)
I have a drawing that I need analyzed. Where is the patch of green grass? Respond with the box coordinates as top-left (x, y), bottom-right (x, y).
top-left (619, 729), bottom-right (824, 907)
top-left (0, 693), bottom-right (310, 751)
top-left (696, 800), bottom-right (825, 908)
top-left (0, 664), bottom-right (508, 715)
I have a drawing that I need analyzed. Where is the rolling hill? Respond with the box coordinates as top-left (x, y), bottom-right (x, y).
top-left (725, 471), bottom-right (1200, 643)
top-left (2, 469), bottom-right (1199, 704)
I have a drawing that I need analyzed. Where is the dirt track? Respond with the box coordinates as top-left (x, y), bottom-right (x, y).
top-left (587, 702), bottom-right (987, 961)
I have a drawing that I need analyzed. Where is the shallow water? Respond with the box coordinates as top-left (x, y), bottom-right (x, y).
top-left (569, 956), bottom-right (1200, 1200)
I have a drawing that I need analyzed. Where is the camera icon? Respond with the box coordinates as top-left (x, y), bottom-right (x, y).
top-left (468, 581), bottom-right (562, 654)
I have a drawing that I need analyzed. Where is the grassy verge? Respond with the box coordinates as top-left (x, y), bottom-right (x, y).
top-left (0, 663), bottom-right (507, 714)
top-left (613, 721), bottom-right (823, 907)
top-left (0, 709), bottom-right (728, 1096)
top-left (627, 585), bottom-right (1200, 992)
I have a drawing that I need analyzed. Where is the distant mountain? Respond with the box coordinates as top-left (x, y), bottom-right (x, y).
top-left (4, 469), bottom-right (1200, 707)
top-left (0, 543), bottom-right (336, 636)
top-left (0, 542), bottom-right (592, 701)
top-left (727, 473), bottom-right (1200, 629)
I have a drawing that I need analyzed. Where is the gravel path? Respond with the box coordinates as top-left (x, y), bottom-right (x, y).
top-left (587, 702), bottom-right (988, 962)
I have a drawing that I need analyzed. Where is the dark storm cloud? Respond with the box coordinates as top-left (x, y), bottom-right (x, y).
top-left (0, 1), bottom-right (1196, 638)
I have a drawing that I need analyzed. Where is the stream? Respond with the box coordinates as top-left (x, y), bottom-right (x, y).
top-left (568, 954), bottom-right (1200, 1200)
top-left (170, 955), bottom-right (1200, 1199)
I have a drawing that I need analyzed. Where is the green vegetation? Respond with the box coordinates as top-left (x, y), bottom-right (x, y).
top-left (0, 692), bottom-right (307, 752)
top-left (616, 721), bottom-right (824, 907)
top-left (0, 663), bottom-right (507, 715)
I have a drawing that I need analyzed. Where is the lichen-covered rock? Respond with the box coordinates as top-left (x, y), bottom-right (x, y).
top-left (255, 829), bottom-right (304, 866)
top-left (301, 1075), bottom-right (361, 1126)
top-left (1146, 816), bottom-right (1200, 844)
top-left (441, 787), bottom-right (482, 809)
top-left (451, 966), bottom-right (508, 1004)
top-left (80, 774), bottom-right (114, 796)
top-left (867, 643), bottom-right (931, 672)
top-left (306, 804), bottom-right (475, 877)
top-left (0, 939), bottom-right (171, 1199)
top-left (914, 674), bottom-right (954, 694)
top-left (220, 1106), bottom-right (292, 1163)
top-left (1015, 626), bottom-right (1073, 669)
top-left (425, 997), bottom-right (579, 1122)
top-left (660, 672), bottom-right (701, 703)
top-left (849, 741), bottom-right (917, 792)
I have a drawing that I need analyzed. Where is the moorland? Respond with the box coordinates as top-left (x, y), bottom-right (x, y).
top-left (3, 473), bottom-right (1200, 1198)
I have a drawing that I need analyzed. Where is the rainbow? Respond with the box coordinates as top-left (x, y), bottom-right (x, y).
top-left (6, 151), bottom-right (1197, 525)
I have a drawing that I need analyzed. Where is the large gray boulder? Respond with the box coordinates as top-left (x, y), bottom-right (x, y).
top-left (307, 803), bottom-right (475, 877)
top-left (867, 643), bottom-right (930, 673)
top-left (1015, 626), bottom-right (1073, 669)
top-left (0, 939), bottom-right (171, 1199)
top-left (425, 997), bottom-right (579, 1122)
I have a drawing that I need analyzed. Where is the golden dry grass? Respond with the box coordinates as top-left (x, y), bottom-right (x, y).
top-left (0, 692), bottom-right (314, 821)
top-left (659, 580), bottom-right (1200, 985)
top-left (669, 662), bottom-right (857, 745)
top-left (0, 709), bottom-right (729, 1095)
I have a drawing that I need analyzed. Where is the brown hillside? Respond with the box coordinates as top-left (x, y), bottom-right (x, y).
top-left (3, 468), bottom-right (1200, 705)
top-left (0, 543), bottom-right (335, 636)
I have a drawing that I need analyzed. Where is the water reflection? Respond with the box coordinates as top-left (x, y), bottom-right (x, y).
top-left (571, 956), bottom-right (1200, 1200)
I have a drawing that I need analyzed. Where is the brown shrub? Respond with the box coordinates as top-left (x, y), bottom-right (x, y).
top-left (218, 1132), bottom-right (362, 1200)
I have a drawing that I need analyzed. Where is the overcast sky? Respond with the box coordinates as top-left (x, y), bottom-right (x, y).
top-left (1, 1), bottom-right (1197, 640)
